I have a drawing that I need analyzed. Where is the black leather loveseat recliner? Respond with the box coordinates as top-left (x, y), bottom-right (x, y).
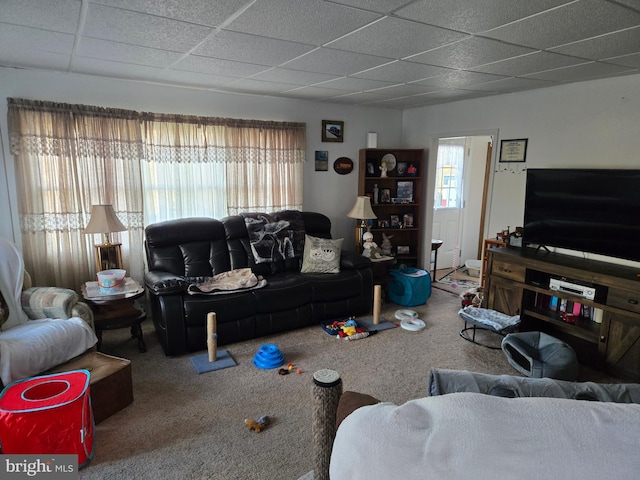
top-left (144, 211), bottom-right (373, 356)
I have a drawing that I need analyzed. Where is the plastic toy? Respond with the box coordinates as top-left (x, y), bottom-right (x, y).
top-left (245, 415), bottom-right (270, 433)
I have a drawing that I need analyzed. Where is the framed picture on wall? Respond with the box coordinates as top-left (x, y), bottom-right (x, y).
top-left (315, 150), bottom-right (328, 171)
top-left (322, 120), bottom-right (344, 142)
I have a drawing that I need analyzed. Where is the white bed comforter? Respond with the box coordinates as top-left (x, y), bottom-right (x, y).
top-left (330, 392), bottom-right (640, 480)
top-left (0, 318), bottom-right (98, 385)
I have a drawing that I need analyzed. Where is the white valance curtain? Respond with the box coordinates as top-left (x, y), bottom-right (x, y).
top-left (8, 98), bottom-right (306, 289)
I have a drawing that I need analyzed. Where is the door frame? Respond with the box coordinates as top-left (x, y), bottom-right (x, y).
top-left (421, 128), bottom-right (499, 270)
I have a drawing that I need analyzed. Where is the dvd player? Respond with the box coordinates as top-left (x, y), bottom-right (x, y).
top-left (549, 278), bottom-right (595, 300)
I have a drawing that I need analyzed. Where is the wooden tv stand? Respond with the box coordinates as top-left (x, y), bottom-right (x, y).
top-left (485, 247), bottom-right (640, 381)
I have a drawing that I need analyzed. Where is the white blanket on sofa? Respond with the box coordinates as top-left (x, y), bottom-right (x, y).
top-left (0, 318), bottom-right (97, 385)
top-left (330, 392), bottom-right (640, 480)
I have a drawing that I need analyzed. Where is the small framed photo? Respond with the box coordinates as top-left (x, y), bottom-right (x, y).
top-left (403, 213), bottom-right (414, 228)
top-left (397, 245), bottom-right (410, 255)
top-left (315, 150), bottom-right (328, 171)
top-left (378, 219), bottom-right (389, 228)
top-left (499, 138), bottom-right (528, 162)
top-left (396, 162), bottom-right (407, 176)
top-left (390, 214), bottom-right (400, 228)
top-left (322, 120), bottom-right (344, 142)
top-left (380, 188), bottom-right (391, 203)
top-left (406, 163), bottom-right (417, 176)
top-left (396, 181), bottom-right (413, 201)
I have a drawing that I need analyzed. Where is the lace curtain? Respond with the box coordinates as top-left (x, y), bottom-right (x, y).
top-left (140, 114), bottom-right (305, 223)
top-left (8, 99), bottom-right (145, 288)
top-left (7, 99), bottom-right (306, 288)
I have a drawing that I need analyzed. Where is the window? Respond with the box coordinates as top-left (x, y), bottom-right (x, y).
top-left (434, 139), bottom-right (465, 209)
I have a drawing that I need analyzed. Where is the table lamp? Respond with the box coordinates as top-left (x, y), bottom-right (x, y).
top-left (347, 196), bottom-right (377, 253)
top-left (85, 204), bottom-right (126, 271)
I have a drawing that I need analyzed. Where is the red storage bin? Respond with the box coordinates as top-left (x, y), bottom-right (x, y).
top-left (0, 370), bottom-right (95, 467)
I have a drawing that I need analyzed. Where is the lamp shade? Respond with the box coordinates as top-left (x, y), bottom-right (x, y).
top-left (85, 205), bottom-right (126, 235)
top-left (347, 196), bottom-right (377, 220)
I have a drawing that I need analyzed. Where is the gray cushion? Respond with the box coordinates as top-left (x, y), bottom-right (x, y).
top-left (501, 331), bottom-right (579, 381)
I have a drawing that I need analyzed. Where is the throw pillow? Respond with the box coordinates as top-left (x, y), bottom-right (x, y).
top-left (301, 235), bottom-right (343, 274)
top-left (244, 214), bottom-right (296, 264)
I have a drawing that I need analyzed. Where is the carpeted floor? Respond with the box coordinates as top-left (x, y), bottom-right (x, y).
top-left (432, 266), bottom-right (480, 296)
top-left (78, 287), bottom-right (616, 480)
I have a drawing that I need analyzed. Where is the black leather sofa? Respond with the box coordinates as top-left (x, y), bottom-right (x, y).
top-left (144, 211), bottom-right (373, 356)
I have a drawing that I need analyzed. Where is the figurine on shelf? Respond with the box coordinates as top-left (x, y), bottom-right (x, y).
top-left (362, 232), bottom-right (383, 259)
top-left (380, 161), bottom-right (388, 178)
top-left (381, 233), bottom-right (393, 257)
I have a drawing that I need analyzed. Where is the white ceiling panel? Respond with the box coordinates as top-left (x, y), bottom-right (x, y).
top-left (0, 0), bottom-right (639, 110)
top-left (408, 37), bottom-right (536, 69)
top-left (283, 48), bottom-right (392, 76)
top-left (93, 0), bottom-right (250, 27)
top-left (354, 60), bottom-right (452, 83)
top-left (0, 0), bottom-right (81, 34)
top-left (77, 38), bottom-right (184, 67)
top-left (482, 0), bottom-right (640, 50)
top-left (326, 17), bottom-right (467, 58)
top-left (394, 0), bottom-right (573, 33)
top-left (472, 52), bottom-right (589, 77)
top-left (83, 4), bottom-right (213, 52)
top-left (250, 68), bottom-right (342, 86)
top-left (193, 31), bottom-right (315, 66)
top-left (223, 0), bottom-right (381, 45)
top-left (170, 56), bottom-right (271, 77)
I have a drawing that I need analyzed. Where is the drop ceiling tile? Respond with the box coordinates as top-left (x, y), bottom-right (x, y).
top-left (225, 78), bottom-right (303, 94)
top-left (72, 57), bottom-right (168, 79)
top-left (330, 0), bottom-right (415, 13)
top-left (462, 76), bottom-right (557, 93)
top-left (327, 17), bottom-right (467, 59)
top-left (250, 68), bottom-right (341, 85)
top-left (523, 61), bottom-right (637, 82)
top-left (482, 0), bottom-right (640, 50)
top-left (158, 69), bottom-right (238, 88)
top-left (473, 51), bottom-right (588, 77)
top-left (366, 83), bottom-right (440, 96)
top-left (84, 4), bottom-right (213, 52)
top-left (77, 38), bottom-right (184, 67)
top-left (224, 0), bottom-right (381, 45)
top-left (0, 47), bottom-right (71, 70)
top-left (0, 23), bottom-right (75, 54)
top-left (549, 27), bottom-right (640, 60)
top-left (408, 37), bottom-right (536, 69)
top-left (93, 0), bottom-right (249, 27)
top-left (394, 0), bottom-right (571, 33)
top-left (283, 48), bottom-right (392, 76)
top-left (194, 31), bottom-right (314, 66)
top-left (171, 56), bottom-right (271, 77)
top-left (315, 76), bottom-right (397, 91)
top-left (0, 0), bottom-right (80, 34)
top-left (411, 70), bottom-right (508, 89)
top-left (354, 60), bottom-right (451, 83)
top-left (604, 53), bottom-right (640, 69)
top-left (282, 85), bottom-right (355, 99)
top-left (329, 91), bottom-right (391, 104)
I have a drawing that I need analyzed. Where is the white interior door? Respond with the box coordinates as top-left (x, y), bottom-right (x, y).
top-left (432, 136), bottom-right (492, 275)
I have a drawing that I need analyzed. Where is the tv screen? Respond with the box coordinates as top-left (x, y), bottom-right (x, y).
top-left (523, 168), bottom-right (640, 263)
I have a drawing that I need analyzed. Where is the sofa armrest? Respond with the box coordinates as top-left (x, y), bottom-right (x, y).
top-left (145, 271), bottom-right (189, 295)
top-left (21, 287), bottom-right (95, 330)
top-left (340, 251), bottom-right (371, 270)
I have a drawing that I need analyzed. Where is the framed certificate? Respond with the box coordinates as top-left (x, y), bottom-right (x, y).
top-left (499, 139), bottom-right (528, 163)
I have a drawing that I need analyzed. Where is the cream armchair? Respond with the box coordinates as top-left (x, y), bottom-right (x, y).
top-left (20, 271), bottom-right (95, 330)
top-left (0, 237), bottom-right (98, 386)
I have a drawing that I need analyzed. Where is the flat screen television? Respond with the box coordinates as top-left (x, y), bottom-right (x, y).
top-left (523, 168), bottom-right (640, 263)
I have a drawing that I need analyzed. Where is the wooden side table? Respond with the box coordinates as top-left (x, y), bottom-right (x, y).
top-left (81, 278), bottom-right (147, 352)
